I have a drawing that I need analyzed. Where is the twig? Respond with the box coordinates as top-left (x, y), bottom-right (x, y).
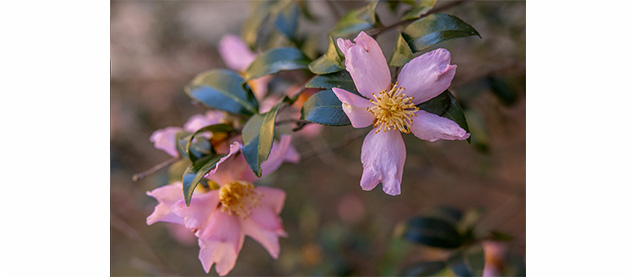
top-left (370, 0), bottom-right (471, 38)
top-left (132, 157), bottom-right (179, 182)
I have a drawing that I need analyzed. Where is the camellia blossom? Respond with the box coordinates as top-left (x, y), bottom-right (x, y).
top-left (333, 32), bottom-right (469, 196)
top-left (150, 111), bottom-right (225, 157)
top-left (219, 34), bottom-right (271, 101)
top-left (146, 135), bottom-right (298, 276)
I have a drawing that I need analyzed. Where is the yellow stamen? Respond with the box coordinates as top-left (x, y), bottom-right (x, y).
top-left (367, 82), bottom-right (419, 134)
top-left (218, 181), bottom-right (263, 219)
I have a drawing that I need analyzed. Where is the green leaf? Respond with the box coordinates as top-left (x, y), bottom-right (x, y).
top-left (426, 206), bottom-right (463, 225)
top-left (175, 131), bottom-right (211, 162)
top-left (401, 0), bottom-right (437, 20)
top-left (185, 123), bottom-right (235, 163)
top-left (167, 159), bottom-right (191, 184)
top-left (402, 13), bottom-right (481, 52)
top-left (182, 154), bottom-right (228, 206)
top-left (309, 36), bottom-right (344, 74)
top-left (274, 0), bottom-right (300, 40)
top-left (389, 32), bottom-right (415, 67)
top-left (185, 69), bottom-right (259, 116)
top-left (487, 76), bottom-right (518, 106)
top-left (403, 216), bottom-right (463, 249)
top-left (330, 0), bottom-right (380, 37)
top-left (301, 89), bottom-right (351, 126)
top-left (417, 90), bottom-right (470, 142)
top-left (244, 47), bottom-right (311, 81)
top-left (242, 1), bottom-right (275, 48)
top-left (305, 70), bottom-right (358, 94)
top-left (447, 244), bottom-right (485, 277)
top-left (400, 261), bottom-right (446, 277)
top-left (464, 109), bottom-right (489, 153)
top-left (241, 97), bottom-right (291, 177)
top-left (488, 230), bottom-right (513, 242)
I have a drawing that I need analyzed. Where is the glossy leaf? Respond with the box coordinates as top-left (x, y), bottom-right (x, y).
top-left (274, 0), bottom-right (299, 40)
top-left (242, 97), bottom-right (290, 177)
top-left (400, 261), bottom-right (446, 277)
top-left (301, 89), bottom-right (351, 126)
top-left (186, 69), bottom-right (259, 115)
top-left (389, 32), bottom-right (415, 67)
top-left (185, 123), bottom-right (235, 162)
top-left (305, 70), bottom-right (358, 94)
top-left (182, 154), bottom-right (228, 206)
top-left (401, 0), bottom-right (437, 20)
top-left (242, 1), bottom-right (275, 48)
top-left (402, 14), bottom-right (481, 52)
top-left (330, 0), bottom-right (380, 37)
top-left (403, 216), bottom-right (463, 249)
top-left (309, 36), bottom-right (344, 74)
top-left (167, 159), bottom-right (191, 184)
top-left (175, 131), bottom-right (211, 162)
top-left (244, 47), bottom-right (311, 81)
top-left (417, 90), bottom-right (470, 142)
top-left (448, 244), bottom-right (485, 277)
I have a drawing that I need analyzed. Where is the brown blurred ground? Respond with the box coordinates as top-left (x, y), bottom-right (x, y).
top-left (111, 1), bottom-right (525, 276)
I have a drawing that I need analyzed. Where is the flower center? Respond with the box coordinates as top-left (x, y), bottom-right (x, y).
top-left (367, 83), bottom-right (419, 133)
top-left (219, 181), bottom-right (262, 219)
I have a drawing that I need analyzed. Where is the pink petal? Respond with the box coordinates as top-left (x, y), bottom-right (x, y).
top-left (172, 191), bottom-right (220, 234)
top-left (146, 182), bottom-right (185, 225)
top-left (257, 187), bottom-right (286, 215)
top-left (410, 110), bottom-right (470, 142)
top-left (341, 32), bottom-right (391, 98)
top-left (197, 211), bottom-right (244, 275)
top-left (203, 141), bottom-right (243, 181)
top-left (396, 48), bottom-right (457, 104)
top-left (183, 111), bottom-right (225, 133)
top-left (336, 38), bottom-right (353, 56)
top-left (332, 87), bottom-right (375, 128)
top-left (241, 206), bottom-right (287, 259)
top-left (360, 129), bottom-right (406, 196)
top-left (149, 126), bottom-right (182, 157)
top-left (218, 34), bottom-right (257, 72)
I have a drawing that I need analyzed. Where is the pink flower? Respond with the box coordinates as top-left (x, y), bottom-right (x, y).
top-left (146, 135), bottom-right (298, 275)
top-left (150, 111), bottom-right (225, 157)
top-left (219, 34), bottom-right (271, 101)
top-left (333, 32), bottom-right (469, 196)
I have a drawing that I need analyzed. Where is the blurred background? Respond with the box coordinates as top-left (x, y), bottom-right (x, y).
top-left (111, 0), bottom-right (525, 275)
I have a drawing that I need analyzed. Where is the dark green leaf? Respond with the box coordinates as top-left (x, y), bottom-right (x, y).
top-left (182, 154), bottom-right (227, 206)
top-left (242, 1), bottom-right (275, 48)
top-left (417, 90), bottom-right (470, 142)
top-left (458, 207), bottom-right (485, 234)
top-left (309, 36), bottom-right (344, 74)
top-left (305, 70), bottom-right (358, 94)
top-left (274, 0), bottom-right (300, 40)
top-left (185, 123), bottom-right (235, 162)
top-left (244, 47), bottom-right (311, 81)
top-left (389, 32), bottom-right (415, 67)
top-left (403, 216), bottom-right (463, 249)
top-left (301, 89), bottom-right (351, 126)
top-left (175, 131), bottom-right (211, 162)
top-left (401, 0), bottom-right (437, 20)
top-left (464, 109), bottom-right (489, 153)
top-left (426, 206), bottom-right (463, 225)
top-left (448, 244), bottom-right (485, 277)
top-left (488, 230), bottom-right (513, 242)
top-left (400, 261), bottom-right (446, 277)
top-left (402, 13), bottom-right (481, 52)
top-left (185, 69), bottom-right (259, 116)
top-left (242, 97), bottom-right (291, 177)
top-left (330, 0), bottom-right (380, 37)
top-left (487, 76), bottom-right (517, 106)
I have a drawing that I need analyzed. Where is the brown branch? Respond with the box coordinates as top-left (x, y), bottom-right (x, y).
top-left (132, 157), bottom-right (179, 182)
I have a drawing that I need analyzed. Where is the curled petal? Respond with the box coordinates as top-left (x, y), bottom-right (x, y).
top-left (146, 182), bottom-right (185, 225)
top-left (336, 38), bottom-right (353, 56)
top-left (332, 88), bottom-right (375, 128)
top-left (172, 191), bottom-right (220, 234)
top-left (150, 126), bottom-right (182, 157)
top-left (410, 110), bottom-right (470, 142)
top-left (203, 141), bottom-right (243, 182)
top-left (183, 111), bottom-right (225, 133)
top-left (360, 129), bottom-right (406, 196)
top-left (397, 48), bottom-right (457, 104)
top-left (197, 211), bottom-right (244, 275)
top-left (342, 32), bottom-right (391, 98)
top-left (218, 34), bottom-right (257, 72)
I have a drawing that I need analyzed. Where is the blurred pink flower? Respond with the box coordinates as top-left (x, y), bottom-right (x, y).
top-left (482, 241), bottom-right (508, 277)
top-left (333, 32), bottom-right (469, 196)
top-left (150, 111), bottom-right (225, 157)
top-left (146, 135), bottom-right (298, 275)
top-left (218, 34), bottom-right (271, 101)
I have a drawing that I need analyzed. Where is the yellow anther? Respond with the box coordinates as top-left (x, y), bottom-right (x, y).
top-left (367, 83), bottom-right (419, 134)
top-left (219, 181), bottom-right (263, 219)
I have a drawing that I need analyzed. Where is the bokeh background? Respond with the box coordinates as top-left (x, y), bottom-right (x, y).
top-left (111, 0), bottom-right (525, 275)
